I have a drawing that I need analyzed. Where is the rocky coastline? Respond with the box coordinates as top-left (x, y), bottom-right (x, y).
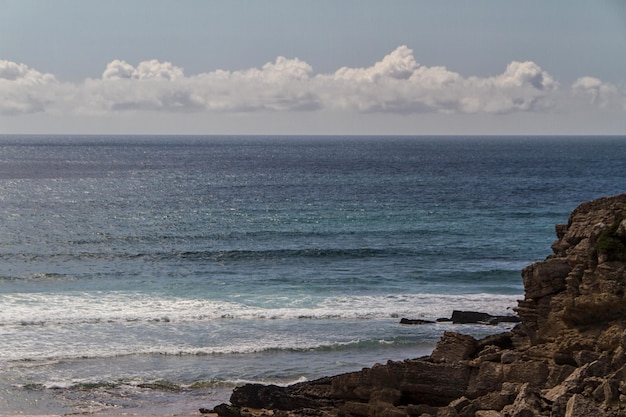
top-left (207, 193), bottom-right (626, 417)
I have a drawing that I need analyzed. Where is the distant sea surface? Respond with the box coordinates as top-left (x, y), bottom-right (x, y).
top-left (0, 135), bottom-right (624, 415)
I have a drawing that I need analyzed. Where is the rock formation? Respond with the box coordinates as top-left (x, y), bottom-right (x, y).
top-left (208, 193), bottom-right (626, 417)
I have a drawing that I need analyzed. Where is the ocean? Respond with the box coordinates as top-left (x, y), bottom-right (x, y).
top-left (0, 135), bottom-right (624, 416)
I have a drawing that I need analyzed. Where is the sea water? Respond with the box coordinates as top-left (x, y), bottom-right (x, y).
top-left (0, 135), bottom-right (624, 415)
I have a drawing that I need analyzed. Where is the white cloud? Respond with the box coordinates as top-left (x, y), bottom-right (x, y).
top-left (0, 60), bottom-right (56, 84)
top-left (102, 59), bottom-right (184, 80)
top-left (318, 48), bottom-right (561, 114)
top-left (457, 63), bottom-right (558, 114)
top-left (102, 60), bottom-right (135, 80)
top-left (334, 45), bottom-right (418, 82)
top-left (492, 61), bottom-right (557, 90)
top-left (1, 46), bottom-right (625, 120)
top-left (571, 76), bottom-right (623, 108)
top-left (0, 60), bottom-right (57, 114)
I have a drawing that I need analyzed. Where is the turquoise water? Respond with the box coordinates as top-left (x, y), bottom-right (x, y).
top-left (0, 135), bottom-right (624, 415)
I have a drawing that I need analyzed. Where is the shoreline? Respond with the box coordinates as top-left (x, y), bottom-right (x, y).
top-left (208, 193), bottom-right (626, 417)
top-left (0, 319), bottom-right (519, 416)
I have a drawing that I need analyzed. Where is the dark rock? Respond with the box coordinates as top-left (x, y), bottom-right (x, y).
top-left (488, 315), bottom-right (521, 325)
top-left (212, 403), bottom-right (244, 417)
top-left (230, 384), bottom-right (283, 409)
top-left (451, 310), bottom-right (493, 324)
top-left (450, 310), bottom-right (520, 325)
top-left (340, 401), bottom-right (369, 416)
top-left (476, 332), bottom-right (514, 351)
top-left (400, 318), bottom-right (435, 325)
top-left (405, 403), bottom-right (438, 415)
top-left (329, 359), bottom-right (471, 407)
top-left (229, 378), bottom-right (337, 412)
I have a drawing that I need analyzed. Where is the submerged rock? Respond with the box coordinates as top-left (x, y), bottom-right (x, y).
top-left (208, 194), bottom-right (626, 417)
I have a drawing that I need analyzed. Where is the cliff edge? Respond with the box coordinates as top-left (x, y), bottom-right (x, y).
top-left (209, 193), bottom-right (626, 417)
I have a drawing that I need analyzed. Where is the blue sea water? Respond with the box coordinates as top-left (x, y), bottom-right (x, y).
top-left (0, 135), bottom-right (624, 415)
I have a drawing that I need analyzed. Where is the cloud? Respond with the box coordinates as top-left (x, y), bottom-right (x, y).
top-left (334, 45), bottom-right (418, 82)
top-left (0, 60), bottom-right (57, 114)
top-left (81, 56), bottom-right (319, 113)
top-left (571, 76), bottom-right (623, 108)
top-left (1, 46), bottom-right (625, 118)
top-left (493, 61), bottom-right (557, 90)
top-left (319, 48), bottom-right (560, 114)
top-left (102, 59), bottom-right (184, 81)
top-left (456, 61), bottom-right (559, 114)
top-left (191, 56), bottom-right (319, 111)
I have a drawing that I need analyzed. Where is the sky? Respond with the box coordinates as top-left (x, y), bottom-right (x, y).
top-left (1, 0), bottom-right (626, 135)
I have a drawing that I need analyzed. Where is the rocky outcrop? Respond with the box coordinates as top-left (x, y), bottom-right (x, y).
top-left (208, 193), bottom-right (626, 417)
top-left (401, 310), bottom-right (520, 326)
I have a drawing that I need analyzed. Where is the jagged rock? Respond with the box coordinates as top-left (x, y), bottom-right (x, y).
top-left (431, 332), bottom-right (477, 363)
top-left (470, 346), bottom-right (502, 365)
top-left (476, 332), bottom-right (515, 351)
top-left (501, 383), bottom-right (542, 417)
top-left (229, 378), bottom-right (337, 412)
top-left (465, 390), bottom-right (512, 413)
top-left (564, 393), bottom-right (605, 417)
top-left (209, 194), bottom-right (626, 417)
top-left (545, 363), bottom-right (576, 388)
top-left (447, 396), bottom-right (471, 412)
top-left (370, 360), bottom-right (471, 405)
top-left (466, 361), bottom-right (505, 398)
top-left (543, 362), bottom-right (592, 403)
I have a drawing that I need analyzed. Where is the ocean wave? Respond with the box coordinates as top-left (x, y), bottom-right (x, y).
top-left (7, 336), bottom-right (438, 368)
top-left (22, 374), bottom-right (311, 393)
top-left (0, 292), bottom-right (520, 328)
top-left (0, 246), bottom-right (412, 264)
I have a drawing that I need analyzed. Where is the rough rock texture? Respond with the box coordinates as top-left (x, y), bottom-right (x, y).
top-left (210, 194), bottom-right (626, 417)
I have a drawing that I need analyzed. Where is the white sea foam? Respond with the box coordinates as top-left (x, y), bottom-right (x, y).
top-left (0, 291), bottom-right (520, 326)
top-left (0, 290), bottom-right (518, 363)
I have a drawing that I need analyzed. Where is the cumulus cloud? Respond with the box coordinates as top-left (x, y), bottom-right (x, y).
top-left (571, 76), bottom-right (623, 108)
top-left (1, 46), bottom-right (625, 118)
top-left (102, 59), bottom-right (184, 80)
top-left (319, 48), bottom-right (560, 114)
top-left (334, 45), bottom-right (418, 81)
top-left (493, 61), bottom-right (557, 90)
top-left (81, 56), bottom-right (318, 113)
top-left (0, 60), bottom-right (57, 114)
